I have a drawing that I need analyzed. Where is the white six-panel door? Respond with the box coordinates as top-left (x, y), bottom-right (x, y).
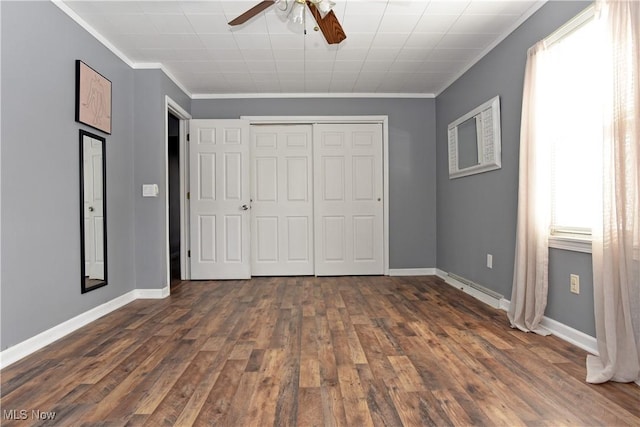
top-left (83, 136), bottom-right (105, 280)
top-left (313, 123), bottom-right (384, 276)
top-left (189, 120), bottom-right (250, 280)
top-left (250, 125), bottom-right (314, 275)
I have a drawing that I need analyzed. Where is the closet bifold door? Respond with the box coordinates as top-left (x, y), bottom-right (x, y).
top-left (313, 123), bottom-right (384, 276)
top-left (250, 125), bottom-right (314, 276)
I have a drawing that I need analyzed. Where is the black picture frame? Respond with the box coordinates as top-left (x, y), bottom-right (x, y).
top-left (75, 60), bottom-right (112, 135)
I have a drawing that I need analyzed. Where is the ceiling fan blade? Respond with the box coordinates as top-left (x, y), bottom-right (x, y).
top-left (306, 1), bottom-right (347, 45)
top-left (228, 0), bottom-right (276, 26)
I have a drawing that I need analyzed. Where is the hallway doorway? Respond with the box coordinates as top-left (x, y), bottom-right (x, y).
top-left (168, 111), bottom-right (181, 285)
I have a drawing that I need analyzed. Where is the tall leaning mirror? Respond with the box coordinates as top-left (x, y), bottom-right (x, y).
top-left (79, 129), bottom-right (107, 293)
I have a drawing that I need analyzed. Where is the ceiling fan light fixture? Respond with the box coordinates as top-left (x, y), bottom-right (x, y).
top-left (289, 0), bottom-right (306, 25)
top-left (311, 0), bottom-right (335, 18)
top-left (228, 0), bottom-right (346, 44)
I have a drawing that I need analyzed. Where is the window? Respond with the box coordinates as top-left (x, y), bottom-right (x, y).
top-left (540, 8), bottom-right (601, 252)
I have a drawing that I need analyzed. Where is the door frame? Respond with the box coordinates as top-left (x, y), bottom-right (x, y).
top-left (242, 115), bottom-right (390, 275)
top-left (165, 96), bottom-right (192, 284)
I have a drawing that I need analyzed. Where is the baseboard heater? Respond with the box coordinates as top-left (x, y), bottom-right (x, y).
top-left (447, 272), bottom-right (504, 300)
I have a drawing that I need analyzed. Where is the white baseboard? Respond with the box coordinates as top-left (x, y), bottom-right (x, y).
top-left (499, 299), bottom-right (598, 355)
top-left (0, 286), bottom-right (170, 370)
top-left (134, 285), bottom-right (170, 299)
top-left (389, 268), bottom-right (437, 276)
top-left (1, 273), bottom-right (598, 369)
top-left (389, 268), bottom-right (502, 310)
top-left (437, 270), bottom-right (597, 355)
top-left (435, 269), bottom-right (502, 309)
top-left (541, 316), bottom-right (598, 355)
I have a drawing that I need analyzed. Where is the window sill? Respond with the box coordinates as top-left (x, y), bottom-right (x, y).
top-left (549, 235), bottom-right (592, 253)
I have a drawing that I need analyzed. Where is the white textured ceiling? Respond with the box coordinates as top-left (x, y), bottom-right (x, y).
top-left (59, 0), bottom-right (544, 96)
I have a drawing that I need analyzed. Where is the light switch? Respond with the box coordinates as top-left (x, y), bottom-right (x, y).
top-left (142, 184), bottom-right (159, 197)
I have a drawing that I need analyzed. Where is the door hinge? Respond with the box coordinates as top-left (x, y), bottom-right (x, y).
top-left (187, 192), bottom-right (190, 200)
top-left (188, 250), bottom-right (191, 258)
top-left (187, 133), bottom-right (190, 141)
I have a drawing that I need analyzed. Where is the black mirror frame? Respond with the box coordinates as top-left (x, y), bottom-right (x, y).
top-left (79, 129), bottom-right (108, 293)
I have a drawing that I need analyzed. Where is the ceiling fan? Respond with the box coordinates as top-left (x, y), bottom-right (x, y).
top-left (228, 0), bottom-right (347, 45)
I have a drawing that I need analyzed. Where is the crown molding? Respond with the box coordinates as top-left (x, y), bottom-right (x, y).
top-left (132, 63), bottom-right (193, 98)
top-left (51, 0), bottom-right (134, 68)
top-left (192, 92), bottom-right (435, 100)
top-left (51, 1), bottom-right (191, 98)
top-left (55, 0), bottom-right (539, 101)
top-left (435, 0), bottom-right (548, 96)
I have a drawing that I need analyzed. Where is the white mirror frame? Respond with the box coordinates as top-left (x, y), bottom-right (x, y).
top-left (448, 96), bottom-right (502, 179)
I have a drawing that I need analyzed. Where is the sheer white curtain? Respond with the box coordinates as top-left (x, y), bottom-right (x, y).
top-left (586, 0), bottom-right (640, 385)
top-left (508, 42), bottom-right (552, 336)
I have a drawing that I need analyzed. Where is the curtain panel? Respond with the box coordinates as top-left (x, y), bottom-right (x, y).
top-left (508, 42), bottom-right (551, 336)
top-left (586, 0), bottom-right (640, 385)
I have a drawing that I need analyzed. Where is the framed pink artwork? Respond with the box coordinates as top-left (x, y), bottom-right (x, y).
top-left (75, 60), bottom-right (112, 135)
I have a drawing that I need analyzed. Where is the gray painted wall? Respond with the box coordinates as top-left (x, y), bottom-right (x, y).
top-left (435, 1), bottom-right (595, 335)
top-left (1, 0), bottom-right (598, 352)
top-left (191, 98), bottom-right (437, 269)
top-left (0, 1), bottom-right (190, 349)
top-left (1, 1), bottom-right (137, 349)
top-left (548, 248), bottom-right (595, 336)
top-left (133, 70), bottom-right (190, 290)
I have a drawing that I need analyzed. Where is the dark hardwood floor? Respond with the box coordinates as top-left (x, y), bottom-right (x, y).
top-left (1, 276), bottom-right (638, 426)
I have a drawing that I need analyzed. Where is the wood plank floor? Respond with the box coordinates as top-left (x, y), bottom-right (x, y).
top-left (1, 276), bottom-right (638, 426)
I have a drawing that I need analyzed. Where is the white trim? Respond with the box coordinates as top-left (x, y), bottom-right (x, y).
top-left (437, 270), bottom-right (598, 354)
top-left (51, 0), bottom-right (134, 68)
top-left (165, 97), bottom-right (192, 284)
top-left (148, 64), bottom-right (193, 100)
top-left (435, 0), bottom-right (548, 96)
top-left (132, 62), bottom-right (164, 70)
top-left (1, 291), bottom-right (133, 369)
top-left (242, 115), bottom-right (390, 275)
top-left (389, 268), bottom-right (437, 276)
top-left (0, 287), bottom-right (170, 370)
top-left (448, 96), bottom-right (502, 179)
top-left (134, 286), bottom-right (170, 300)
top-left (382, 118), bottom-right (389, 275)
top-left (243, 115), bottom-right (389, 124)
top-left (47, 0), bottom-right (426, 101)
top-left (193, 92), bottom-right (435, 100)
top-left (549, 235), bottom-right (592, 253)
top-left (435, 269), bottom-right (502, 309)
top-left (52, 1), bottom-right (192, 100)
top-left (543, 4), bottom-right (595, 47)
top-left (131, 64), bottom-right (192, 99)
top-left (447, 272), bottom-right (504, 300)
top-left (179, 118), bottom-right (191, 280)
top-left (51, 0), bottom-right (543, 101)
top-left (499, 299), bottom-right (598, 355)
top-left (0, 2), bottom-right (3, 347)
top-left (540, 316), bottom-right (598, 355)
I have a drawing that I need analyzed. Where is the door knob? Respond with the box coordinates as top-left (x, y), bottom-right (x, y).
top-left (241, 204), bottom-right (249, 211)
top-left (88, 206), bottom-right (94, 212)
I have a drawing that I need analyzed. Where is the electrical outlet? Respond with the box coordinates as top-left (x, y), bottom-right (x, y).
top-left (487, 254), bottom-right (493, 269)
top-left (570, 274), bottom-right (580, 294)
